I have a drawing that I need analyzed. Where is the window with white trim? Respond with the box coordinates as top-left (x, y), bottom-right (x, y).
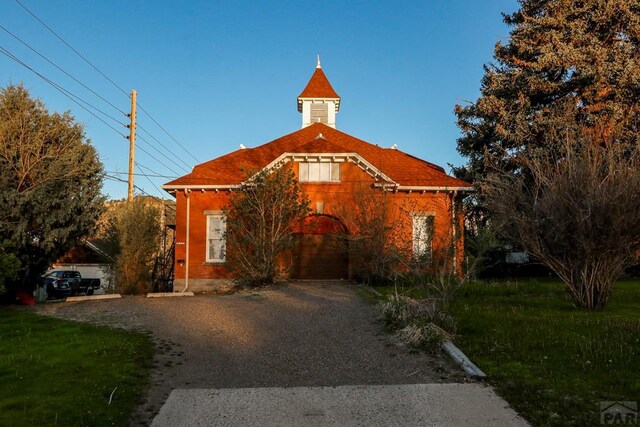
top-left (298, 162), bottom-right (340, 182)
top-left (206, 214), bottom-right (226, 262)
top-left (412, 214), bottom-right (434, 258)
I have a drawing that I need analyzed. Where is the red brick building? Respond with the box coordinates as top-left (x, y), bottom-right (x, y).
top-left (163, 60), bottom-right (472, 292)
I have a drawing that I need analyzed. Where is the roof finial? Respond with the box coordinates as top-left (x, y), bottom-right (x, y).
top-left (316, 54), bottom-right (321, 68)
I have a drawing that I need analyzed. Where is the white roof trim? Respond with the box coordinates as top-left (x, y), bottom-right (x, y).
top-left (162, 155), bottom-right (472, 193)
top-left (297, 97), bottom-right (341, 112)
top-left (394, 185), bottom-right (474, 192)
top-left (161, 184), bottom-right (240, 190)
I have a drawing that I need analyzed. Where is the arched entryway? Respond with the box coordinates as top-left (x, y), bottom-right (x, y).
top-left (290, 215), bottom-right (348, 280)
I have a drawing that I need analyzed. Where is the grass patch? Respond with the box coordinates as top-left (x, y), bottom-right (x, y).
top-left (450, 278), bottom-right (640, 426)
top-left (0, 308), bottom-right (153, 426)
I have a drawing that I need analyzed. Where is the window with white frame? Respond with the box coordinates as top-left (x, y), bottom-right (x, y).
top-left (298, 162), bottom-right (340, 182)
top-left (206, 214), bottom-right (226, 262)
top-left (412, 214), bottom-right (434, 258)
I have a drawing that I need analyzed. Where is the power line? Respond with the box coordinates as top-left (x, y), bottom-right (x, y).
top-left (15, 0), bottom-right (200, 164)
top-left (104, 173), bottom-right (171, 201)
top-left (0, 26), bottom-right (185, 201)
top-left (1, 23), bottom-right (194, 172)
top-left (14, 0), bottom-right (130, 98)
top-left (0, 45), bottom-right (194, 207)
top-left (0, 45), bottom-right (128, 138)
top-left (103, 173), bottom-right (176, 213)
top-left (136, 134), bottom-right (186, 175)
top-left (0, 45), bottom-right (126, 127)
top-left (113, 161), bottom-right (173, 180)
top-left (136, 104), bottom-right (200, 163)
top-left (106, 170), bottom-right (179, 179)
top-left (136, 162), bottom-right (167, 197)
top-left (0, 43), bottom-right (171, 201)
top-left (137, 124), bottom-right (193, 170)
top-left (0, 24), bottom-right (128, 116)
top-left (136, 132), bottom-right (190, 173)
top-left (0, 44), bottom-right (189, 180)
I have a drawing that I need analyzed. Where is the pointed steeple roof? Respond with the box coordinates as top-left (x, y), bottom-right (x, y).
top-left (297, 58), bottom-right (340, 112)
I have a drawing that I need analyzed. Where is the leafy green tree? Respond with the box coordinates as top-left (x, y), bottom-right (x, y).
top-left (225, 164), bottom-right (310, 287)
top-left (103, 197), bottom-right (162, 294)
top-left (0, 85), bottom-right (104, 292)
top-left (0, 241), bottom-right (20, 295)
top-left (455, 0), bottom-right (640, 184)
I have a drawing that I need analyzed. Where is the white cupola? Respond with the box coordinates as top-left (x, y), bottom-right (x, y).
top-left (297, 56), bottom-right (341, 129)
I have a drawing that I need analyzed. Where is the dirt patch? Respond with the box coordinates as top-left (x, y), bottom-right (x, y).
top-left (33, 282), bottom-right (466, 426)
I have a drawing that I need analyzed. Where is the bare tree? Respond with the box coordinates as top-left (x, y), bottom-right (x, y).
top-left (483, 134), bottom-right (640, 310)
top-left (331, 183), bottom-right (478, 306)
top-left (330, 182), bottom-right (404, 285)
top-left (224, 164), bottom-right (310, 287)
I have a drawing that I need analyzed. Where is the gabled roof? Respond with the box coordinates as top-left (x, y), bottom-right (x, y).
top-left (163, 123), bottom-right (471, 190)
top-left (55, 239), bottom-right (114, 264)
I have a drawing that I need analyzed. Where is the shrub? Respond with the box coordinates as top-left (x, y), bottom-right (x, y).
top-left (103, 198), bottom-right (161, 294)
top-left (379, 292), bottom-right (456, 353)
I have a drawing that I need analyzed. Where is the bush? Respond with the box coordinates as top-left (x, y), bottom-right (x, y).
top-left (0, 241), bottom-right (19, 295)
top-left (104, 198), bottom-right (161, 294)
top-left (379, 292), bottom-right (456, 353)
top-left (484, 136), bottom-right (640, 309)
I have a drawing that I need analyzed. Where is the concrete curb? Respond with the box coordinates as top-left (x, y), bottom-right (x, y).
top-left (66, 294), bottom-right (122, 302)
top-left (147, 292), bottom-right (195, 298)
top-left (442, 339), bottom-right (486, 378)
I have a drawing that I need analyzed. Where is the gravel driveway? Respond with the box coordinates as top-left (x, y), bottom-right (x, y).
top-left (34, 281), bottom-right (464, 425)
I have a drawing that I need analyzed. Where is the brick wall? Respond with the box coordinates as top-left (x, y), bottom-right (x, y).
top-left (173, 161), bottom-right (464, 285)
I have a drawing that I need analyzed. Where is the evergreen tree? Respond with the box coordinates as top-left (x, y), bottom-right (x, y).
top-left (455, 0), bottom-right (640, 183)
top-left (0, 241), bottom-right (19, 295)
top-left (0, 85), bottom-right (104, 292)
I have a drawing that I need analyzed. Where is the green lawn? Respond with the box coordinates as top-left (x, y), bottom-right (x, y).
top-left (450, 279), bottom-right (640, 426)
top-left (0, 308), bottom-right (153, 427)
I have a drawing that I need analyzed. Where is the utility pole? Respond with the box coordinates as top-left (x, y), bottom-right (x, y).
top-left (127, 89), bottom-right (137, 202)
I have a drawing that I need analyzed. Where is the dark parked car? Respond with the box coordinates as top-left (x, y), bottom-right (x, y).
top-left (79, 278), bottom-right (100, 295)
top-left (42, 270), bottom-right (81, 299)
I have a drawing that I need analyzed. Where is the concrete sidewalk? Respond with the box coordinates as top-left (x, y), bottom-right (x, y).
top-left (151, 383), bottom-right (528, 426)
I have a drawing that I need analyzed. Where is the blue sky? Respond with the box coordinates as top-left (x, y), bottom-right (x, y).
top-left (0, 0), bottom-right (518, 200)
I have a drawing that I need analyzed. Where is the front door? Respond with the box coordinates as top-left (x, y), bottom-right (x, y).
top-left (290, 215), bottom-right (348, 280)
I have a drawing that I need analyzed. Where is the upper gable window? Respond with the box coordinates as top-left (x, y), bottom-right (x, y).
top-left (310, 103), bottom-right (328, 124)
top-left (299, 162), bottom-right (340, 182)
